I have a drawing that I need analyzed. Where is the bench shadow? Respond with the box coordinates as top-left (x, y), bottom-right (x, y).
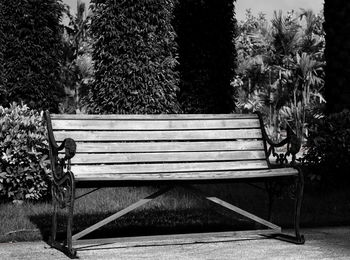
top-left (29, 208), bottom-right (259, 244)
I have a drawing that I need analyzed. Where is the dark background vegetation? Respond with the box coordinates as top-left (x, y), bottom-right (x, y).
top-left (174, 0), bottom-right (236, 113)
top-left (324, 1), bottom-right (350, 113)
top-left (0, 0), bottom-right (65, 112)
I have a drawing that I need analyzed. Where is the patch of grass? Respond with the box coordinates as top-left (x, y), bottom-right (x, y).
top-left (1, 183), bottom-right (350, 243)
top-left (0, 201), bottom-right (52, 242)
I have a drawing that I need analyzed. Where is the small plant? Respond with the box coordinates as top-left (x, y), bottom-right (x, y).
top-left (0, 103), bottom-right (51, 201)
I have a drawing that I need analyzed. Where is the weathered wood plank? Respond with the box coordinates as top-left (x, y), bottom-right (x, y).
top-left (70, 151), bottom-right (266, 164)
top-left (51, 114), bottom-right (258, 120)
top-left (71, 141), bottom-right (265, 153)
top-left (73, 168), bottom-right (298, 181)
top-left (54, 129), bottom-right (262, 142)
top-left (51, 118), bottom-right (260, 130)
top-left (71, 160), bottom-right (269, 175)
top-left (73, 229), bottom-right (281, 246)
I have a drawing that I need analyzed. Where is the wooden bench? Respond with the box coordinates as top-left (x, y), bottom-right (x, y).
top-left (44, 112), bottom-right (305, 257)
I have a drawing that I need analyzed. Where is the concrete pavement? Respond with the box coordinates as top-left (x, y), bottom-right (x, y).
top-left (1, 227), bottom-right (350, 259)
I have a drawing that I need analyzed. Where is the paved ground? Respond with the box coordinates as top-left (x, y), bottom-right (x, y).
top-left (1, 227), bottom-right (350, 260)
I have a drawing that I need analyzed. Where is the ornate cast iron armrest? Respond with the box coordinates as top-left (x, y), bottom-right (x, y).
top-left (44, 111), bottom-right (77, 177)
top-left (44, 110), bottom-right (76, 157)
top-left (255, 112), bottom-right (301, 166)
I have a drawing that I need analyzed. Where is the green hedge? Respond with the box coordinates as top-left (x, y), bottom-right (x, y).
top-left (0, 104), bottom-right (50, 201)
top-left (86, 0), bottom-right (181, 114)
top-left (0, 0), bottom-right (65, 112)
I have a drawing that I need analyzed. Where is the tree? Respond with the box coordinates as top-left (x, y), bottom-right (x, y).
top-left (174, 0), bottom-right (236, 113)
top-left (0, 0), bottom-right (65, 112)
top-left (85, 0), bottom-right (181, 114)
top-left (324, 0), bottom-right (350, 113)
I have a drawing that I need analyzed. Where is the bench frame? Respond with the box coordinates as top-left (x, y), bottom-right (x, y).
top-left (44, 111), bottom-right (305, 258)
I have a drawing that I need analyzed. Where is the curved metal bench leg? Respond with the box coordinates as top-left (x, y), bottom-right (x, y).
top-left (66, 179), bottom-right (77, 258)
top-left (49, 172), bottom-right (77, 258)
top-left (269, 167), bottom-right (305, 244)
top-left (292, 167), bottom-right (305, 243)
top-left (49, 188), bottom-right (58, 246)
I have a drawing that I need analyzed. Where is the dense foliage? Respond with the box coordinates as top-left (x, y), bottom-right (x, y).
top-left (302, 110), bottom-right (350, 182)
top-left (324, 1), bottom-right (350, 113)
top-left (0, 104), bottom-right (50, 201)
top-left (234, 10), bottom-right (325, 141)
top-left (85, 0), bottom-right (181, 114)
top-left (0, 0), bottom-right (65, 112)
top-left (174, 0), bottom-right (236, 113)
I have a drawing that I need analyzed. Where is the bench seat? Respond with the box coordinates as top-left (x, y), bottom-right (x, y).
top-left (73, 168), bottom-right (298, 182)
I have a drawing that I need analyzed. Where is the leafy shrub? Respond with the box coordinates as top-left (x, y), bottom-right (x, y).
top-left (0, 0), bottom-right (65, 112)
top-left (302, 110), bottom-right (350, 182)
top-left (0, 104), bottom-right (51, 201)
top-left (85, 0), bottom-right (181, 114)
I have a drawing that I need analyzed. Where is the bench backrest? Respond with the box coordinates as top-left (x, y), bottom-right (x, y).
top-left (49, 114), bottom-right (269, 177)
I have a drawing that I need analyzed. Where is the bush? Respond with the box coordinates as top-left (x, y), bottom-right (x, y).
top-left (85, 0), bottom-right (181, 114)
top-left (0, 0), bottom-right (65, 112)
top-left (302, 110), bottom-right (350, 182)
top-left (0, 104), bottom-right (51, 201)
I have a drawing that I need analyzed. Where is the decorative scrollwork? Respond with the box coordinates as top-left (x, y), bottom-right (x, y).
top-left (51, 155), bottom-right (75, 209)
top-left (256, 111), bottom-right (301, 167)
top-left (268, 146), bottom-right (289, 166)
top-left (267, 129), bottom-right (301, 167)
top-left (52, 182), bottom-right (71, 209)
top-left (52, 169), bottom-right (75, 209)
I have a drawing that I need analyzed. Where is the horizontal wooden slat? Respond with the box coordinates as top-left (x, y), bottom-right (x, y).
top-left (71, 160), bottom-right (268, 175)
top-left (51, 118), bottom-right (260, 130)
top-left (73, 168), bottom-right (298, 182)
top-left (73, 229), bottom-right (281, 246)
top-left (54, 129), bottom-right (262, 142)
top-left (51, 114), bottom-right (258, 120)
top-left (72, 141), bottom-right (265, 153)
top-left (70, 151), bottom-right (266, 164)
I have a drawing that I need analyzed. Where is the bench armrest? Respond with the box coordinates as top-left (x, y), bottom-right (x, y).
top-left (44, 111), bottom-right (77, 184)
top-left (44, 111), bottom-right (77, 158)
top-left (255, 112), bottom-right (301, 166)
